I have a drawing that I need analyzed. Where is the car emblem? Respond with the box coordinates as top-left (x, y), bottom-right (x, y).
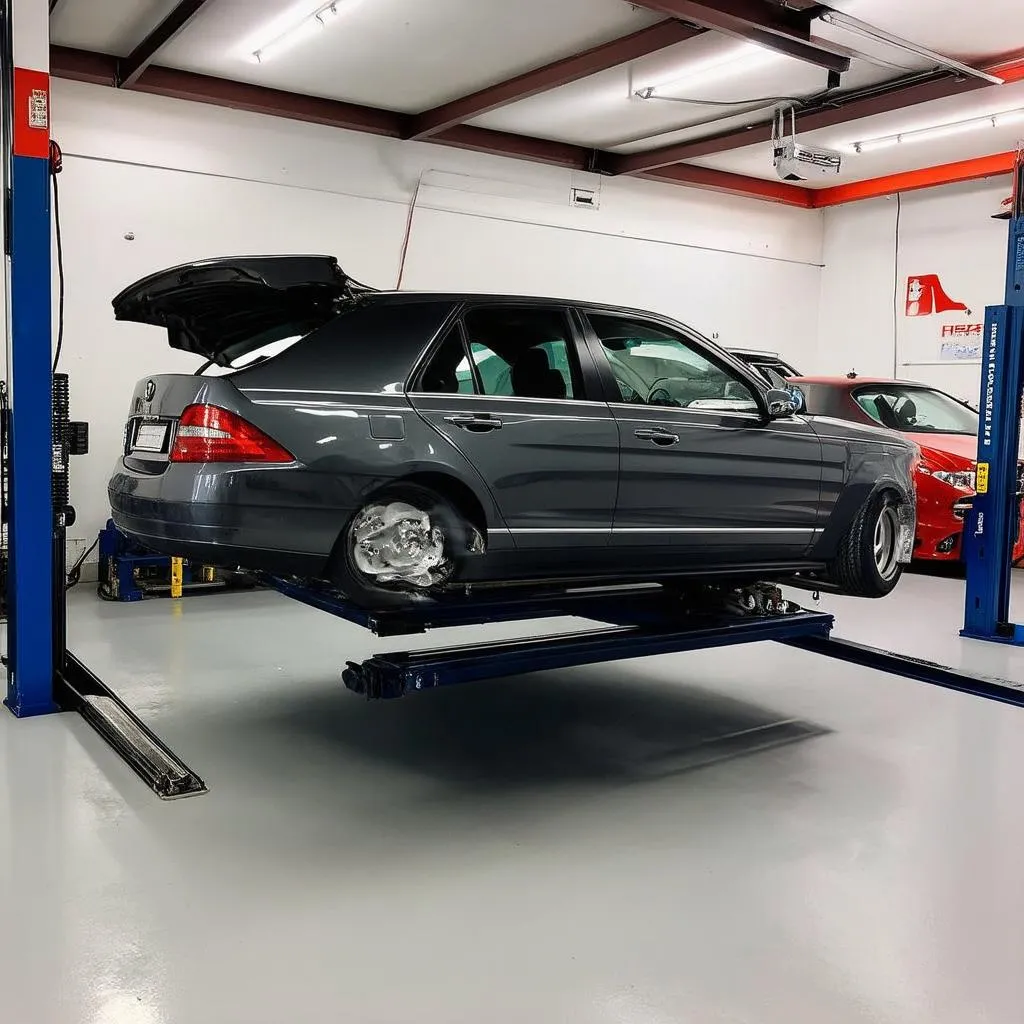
top-left (144, 379), bottom-right (156, 402)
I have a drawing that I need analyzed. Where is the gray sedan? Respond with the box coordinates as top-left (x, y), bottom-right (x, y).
top-left (108, 255), bottom-right (917, 610)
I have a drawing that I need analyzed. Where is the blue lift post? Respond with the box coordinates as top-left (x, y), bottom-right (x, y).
top-left (2, 0), bottom-right (55, 716)
top-left (962, 148), bottom-right (1024, 643)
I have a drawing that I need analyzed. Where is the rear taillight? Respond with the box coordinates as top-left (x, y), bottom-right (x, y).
top-left (169, 404), bottom-right (294, 464)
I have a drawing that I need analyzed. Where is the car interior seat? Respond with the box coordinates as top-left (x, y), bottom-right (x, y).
top-left (895, 397), bottom-right (918, 430)
top-left (871, 395), bottom-right (901, 430)
top-left (511, 347), bottom-right (567, 399)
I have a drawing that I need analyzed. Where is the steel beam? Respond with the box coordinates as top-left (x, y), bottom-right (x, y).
top-left (408, 20), bottom-right (704, 139)
top-left (47, 45), bottom-right (805, 202)
top-left (627, 0), bottom-right (849, 72)
top-left (117, 0), bottom-right (212, 88)
top-left (640, 162), bottom-right (815, 206)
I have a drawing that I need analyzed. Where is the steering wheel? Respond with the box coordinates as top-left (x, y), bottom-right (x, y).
top-left (646, 377), bottom-right (679, 406)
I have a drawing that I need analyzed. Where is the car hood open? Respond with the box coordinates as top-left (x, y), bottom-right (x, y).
top-left (112, 255), bottom-right (375, 366)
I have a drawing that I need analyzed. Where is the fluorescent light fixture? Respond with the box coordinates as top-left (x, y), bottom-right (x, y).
top-left (635, 43), bottom-right (780, 99)
top-left (251, 1), bottom-right (354, 64)
top-left (847, 108), bottom-right (1024, 154)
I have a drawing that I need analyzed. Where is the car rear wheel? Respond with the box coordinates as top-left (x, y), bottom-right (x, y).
top-left (330, 483), bottom-right (475, 610)
top-left (829, 489), bottom-right (904, 598)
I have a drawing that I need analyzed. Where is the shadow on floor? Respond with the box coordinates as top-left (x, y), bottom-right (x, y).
top-left (182, 664), bottom-right (829, 797)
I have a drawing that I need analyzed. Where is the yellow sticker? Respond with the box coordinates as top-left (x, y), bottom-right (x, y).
top-left (976, 462), bottom-right (989, 493)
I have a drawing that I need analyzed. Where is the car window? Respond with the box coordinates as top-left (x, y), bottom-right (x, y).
top-left (416, 325), bottom-right (477, 394)
top-left (853, 385), bottom-right (978, 435)
top-left (461, 306), bottom-right (582, 401)
top-left (587, 313), bottom-right (759, 413)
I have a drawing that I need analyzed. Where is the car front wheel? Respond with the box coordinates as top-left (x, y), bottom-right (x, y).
top-left (829, 490), bottom-right (905, 598)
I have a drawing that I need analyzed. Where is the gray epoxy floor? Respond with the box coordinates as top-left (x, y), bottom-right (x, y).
top-left (3, 573), bottom-right (1024, 1023)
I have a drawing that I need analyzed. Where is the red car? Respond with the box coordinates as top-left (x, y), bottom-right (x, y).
top-left (787, 375), bottom-right (1024, 564)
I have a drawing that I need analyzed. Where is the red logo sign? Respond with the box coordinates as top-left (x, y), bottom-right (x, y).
top-left (905, 274), bottom-right (970, 317)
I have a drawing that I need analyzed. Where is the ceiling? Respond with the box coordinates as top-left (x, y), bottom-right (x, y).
top-left (48, 0), bottom-right (1024, 206)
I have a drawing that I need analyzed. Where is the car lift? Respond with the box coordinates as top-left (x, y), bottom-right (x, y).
top-left (4, 5), bottom-right (1024, 811)
top-left (3, 5), bottom-right (205, 799)
top-left (962, 147), bottom-right (1024, 643)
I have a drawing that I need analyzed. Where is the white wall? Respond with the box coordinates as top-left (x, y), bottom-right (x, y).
top-left (38, 79), bottom-right (824, 566)
top-left (817, 178), bottom-right (1012, 406)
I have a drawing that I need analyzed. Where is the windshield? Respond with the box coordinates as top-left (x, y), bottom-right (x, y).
top-left (853, 385), bottom-right (978, 435)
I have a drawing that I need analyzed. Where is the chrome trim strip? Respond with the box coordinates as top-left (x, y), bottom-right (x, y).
top-left (607, 402), bottom-right (761, 421)
top-left (613, 527), bottom-right (822, 535)
top-left (242, 389), bottom-right (406, 397)
top-left (414, 392), bottom-right (610, 409)
top-left (496, 527), bottom-right (822, 535)
top-left (510, 528), bottom-right (612, 534)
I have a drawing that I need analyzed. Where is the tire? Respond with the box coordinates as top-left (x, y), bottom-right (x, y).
top-left (329, 483), bottom-right (474, 610)
top-left (828, 489), bottom-right (904, 598)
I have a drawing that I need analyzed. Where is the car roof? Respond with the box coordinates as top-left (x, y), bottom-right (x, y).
top-left (362, 290), bottom-right (693, 320)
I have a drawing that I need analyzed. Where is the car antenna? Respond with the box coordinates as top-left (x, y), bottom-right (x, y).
top-left (846, 369), bottom-right (858, 379)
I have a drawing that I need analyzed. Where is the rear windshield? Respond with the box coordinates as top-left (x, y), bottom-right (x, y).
top-left (853, 385), bottom-right (978, 435)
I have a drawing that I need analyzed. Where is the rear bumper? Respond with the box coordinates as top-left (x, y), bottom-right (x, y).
top-left (108, 462), bottom-right (355, 578)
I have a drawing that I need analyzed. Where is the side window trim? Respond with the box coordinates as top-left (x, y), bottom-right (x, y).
top-left (460, 301), bottom-right (587, 403)
top-left (404, 302), bottom-right (467, 394)
top-left (578, 307), bottom-right (767, 416)
top-left (457, 319), bottom-right (484, 395)
top-left (579, 305), bottom-right (770, 408)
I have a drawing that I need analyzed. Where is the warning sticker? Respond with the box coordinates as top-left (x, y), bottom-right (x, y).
top-left (28, 88), bottom-right (48, 130)
top-left (977, 462), bottom-right (989, 493)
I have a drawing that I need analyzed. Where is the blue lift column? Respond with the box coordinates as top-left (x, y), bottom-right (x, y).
top-left (2, 0), bottom-right (55, 715)
top-left (962, 149), bottom-right (1024, 643)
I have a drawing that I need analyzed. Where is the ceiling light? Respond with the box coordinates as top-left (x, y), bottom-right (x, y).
top-left (846, 108), bottom-right (1024, 154)
top-left (820, 10), bottom-right (1004, 86)
top-left (250, 1), bottom-right (354, 64)
top-left (634, 43), bottom-right (780, 99)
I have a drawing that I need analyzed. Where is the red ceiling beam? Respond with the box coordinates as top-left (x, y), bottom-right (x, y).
top-left (627, 0), bottom-right (850, 72)
top-left (427, 125), bottom-right (590, 168)
top-left (812, 151), bottom-right (1017, 208)
top-left (118, 0), bottom-right (213, 87)
top-left (609, 55), bottom-right (1024, 175)
top-left (50, 48), bottom-right (406, 136)
top-left (408, 20), bottom-right (704, 140)
top-left (641, 163), bottom-right (815, 207)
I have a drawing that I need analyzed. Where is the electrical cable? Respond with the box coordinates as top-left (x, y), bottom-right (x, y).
top-left (636, 92), bottom-right (810, 107)
top-left (66, 535), bottom-right (98, 589)
top-left (51, 159), bottom-right (66, 373)
top-left (891, 191), bottom-right (902, 378)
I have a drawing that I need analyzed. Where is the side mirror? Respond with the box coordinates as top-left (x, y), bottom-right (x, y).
top-left (765, 388), bottom-right (797, 419)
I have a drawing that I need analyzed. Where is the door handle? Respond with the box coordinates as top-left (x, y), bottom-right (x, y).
top-left (444, 414), bottom-right (503, 432)
top-left (635, 428), bottom-right (679, 446)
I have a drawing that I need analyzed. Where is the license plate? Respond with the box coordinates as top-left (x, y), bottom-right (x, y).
top-left (134, 421), bottom-right (168, 452)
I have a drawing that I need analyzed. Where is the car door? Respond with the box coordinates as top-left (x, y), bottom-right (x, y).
top-left (579, 309), bottom-right (823, 560)
top-left (408, 303), bottom-right (619, 549)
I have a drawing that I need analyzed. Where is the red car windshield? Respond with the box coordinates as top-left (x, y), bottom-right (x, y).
top-left (852, 385), bottom-right (978, 435)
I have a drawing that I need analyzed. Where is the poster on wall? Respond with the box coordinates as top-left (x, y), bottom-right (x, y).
top-left (902, 272), bottom-right (984, 363)
top-left (896, 186), bottom-right (1007, 367)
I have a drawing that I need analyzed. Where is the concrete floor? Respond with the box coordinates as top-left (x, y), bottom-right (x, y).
top-left (2, 573), bottom-right (1024, 1023)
